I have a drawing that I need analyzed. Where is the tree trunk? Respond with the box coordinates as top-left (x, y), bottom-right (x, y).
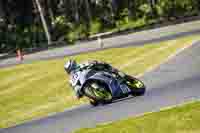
top-left (85, 0), bottom-right (92, 24)
top-left (34, 0), bottom-right (52, 45)
top-left (74, 0), bottom-right (79, 23)
top-left (0, 1), bottom-right (4, 19)
top-left (149, 0), bottom-right (157, 18)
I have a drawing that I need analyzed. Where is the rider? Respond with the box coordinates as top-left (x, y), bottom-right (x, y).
top-left (64, 59), bottom-right (126, 99)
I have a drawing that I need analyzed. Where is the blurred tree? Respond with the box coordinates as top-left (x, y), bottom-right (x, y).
top-left (0, 0), bottom-right (199, 53)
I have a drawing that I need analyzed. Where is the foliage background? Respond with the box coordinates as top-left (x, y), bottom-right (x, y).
top-left (0, 0), bottom-right (199, 53)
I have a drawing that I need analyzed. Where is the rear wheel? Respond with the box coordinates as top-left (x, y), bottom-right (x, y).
top-left (83, 81), bottom-right (112, 106)
top-left (89, 99), bottom-right (99, 106)
top-left (125, 76), bottom-right (146, 96)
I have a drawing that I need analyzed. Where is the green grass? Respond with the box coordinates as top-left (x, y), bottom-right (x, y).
top-left (74, 101), bottom-right (200, 133)
top-left (0, 35), bottom-right (199, 128)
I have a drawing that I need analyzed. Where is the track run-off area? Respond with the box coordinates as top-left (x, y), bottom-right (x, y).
top-left (1, 39), bottom-right (200, 133)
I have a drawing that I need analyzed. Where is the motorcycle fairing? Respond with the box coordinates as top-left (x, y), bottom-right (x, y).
top-left (81, 71), bottom-right (124, 98)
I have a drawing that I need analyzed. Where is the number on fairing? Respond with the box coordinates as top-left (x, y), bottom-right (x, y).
top-left (120, 84), bottom-right (130, 94)
top-left (72, 73), bottom-right (79, 83)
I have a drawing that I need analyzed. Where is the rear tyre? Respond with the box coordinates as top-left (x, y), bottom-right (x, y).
top-left (83, 80), bottom-right (112, 106)
top-left (89, 99), bottom-right (99, 106)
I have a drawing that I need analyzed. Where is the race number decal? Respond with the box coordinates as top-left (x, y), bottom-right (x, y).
top-left (120, 84), bottom-right (130, 94)
top-left (71, 73), bottom-right (79, 86)
top-left (72, 73), bottom-right (78, 82)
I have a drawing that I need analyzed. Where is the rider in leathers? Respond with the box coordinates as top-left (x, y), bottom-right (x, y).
top-left (64, 59), bottom-right (125, 99)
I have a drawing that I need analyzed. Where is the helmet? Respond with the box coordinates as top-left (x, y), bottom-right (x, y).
top-left (64, 59), bottom-right (78, 74)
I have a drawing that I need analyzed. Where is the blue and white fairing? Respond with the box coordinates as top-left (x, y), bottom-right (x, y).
top-left (81, 71), bottom-right (131, 98)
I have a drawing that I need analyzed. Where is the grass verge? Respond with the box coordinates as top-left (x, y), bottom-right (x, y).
top-left (74, 101), bottom-right (200, 133)
top-left (0, 35), bottom-right (199, 128)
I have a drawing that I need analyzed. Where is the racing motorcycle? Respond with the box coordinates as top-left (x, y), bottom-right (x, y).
top-left (70, 69), bottom-right (146, 106)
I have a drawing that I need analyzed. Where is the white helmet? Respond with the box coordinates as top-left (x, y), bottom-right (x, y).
top-left (64, 59), bottom-right (77, 74)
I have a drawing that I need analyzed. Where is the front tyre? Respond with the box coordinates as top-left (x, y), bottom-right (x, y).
top-left (132, 86), bottom-right (146, 96)
top-left (125, 76), bottom-right (146, 96)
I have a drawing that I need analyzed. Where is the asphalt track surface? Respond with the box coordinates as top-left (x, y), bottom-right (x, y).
top-left (1, 41), bottom-right (200, 133)
top-left (1, 20), bottom-right (200, 68)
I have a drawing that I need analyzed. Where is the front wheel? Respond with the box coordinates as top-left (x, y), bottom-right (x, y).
top-left (83, 80), bottom-right (112, 106)
top-left (125, 76), bottom-right (146, 96)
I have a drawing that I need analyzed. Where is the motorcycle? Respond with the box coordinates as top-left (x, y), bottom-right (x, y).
top-left (70, 69), bottom-right (146, 106)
